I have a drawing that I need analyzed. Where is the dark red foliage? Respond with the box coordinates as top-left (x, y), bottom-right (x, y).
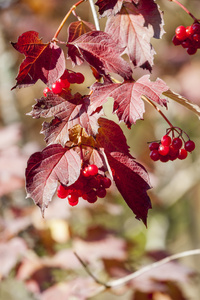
top-left (11, 31), bottom-right (65, 89)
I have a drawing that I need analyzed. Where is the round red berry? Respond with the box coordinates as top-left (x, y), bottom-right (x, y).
top-left (101, 177), bottom-right (112, 189)
top-left (186, 25), bottom-right (194, 37)
top-left (178, 148), bottom-right (188, 160)
top-left (87, 164), bottom-right (99, 176)
top-left (67, 73), bottom-right (77, 84)
top-left (68, 193), bottom-right (79, 206)
top-left (159, 154), bottom-right (169, 163)
top-left (150, 150), bottom-right (160, 161)
top-left (184, 140), bottom-right (195, 152)
top-left (172, 137), bottom-right (182, 150)
top-left (161, 135), bottom-right (171, 146)
top-left (51, 81), bottom-right (63, 94)
top-left (172, 35), bottom-right (181, 46)
top-left (191, 22), bottom-right (200, 34)
top-left (158, 144), bottom-right (169, 156)
top-left (149, 142), bottom-right (159, 151)
top-left (75, 72), bottom-right (85, 84)
top-left (57, 184), bottom-right (71, 199)
top-left (175, 25), bottom-right (187, 41)
top-left (187, 47), bottom-right (197, 55)
top-left (96, 187), bottom-right (107, 198)
top-left (43, 87), bottom-right (51, 97)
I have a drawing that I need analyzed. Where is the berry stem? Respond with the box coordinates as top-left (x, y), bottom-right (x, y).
top-left (52, 0), bottom-right (85, 40)
top-left (169, 0), bottom-right (198, 22)
top-left (141, 95), bottom-right (174, 128)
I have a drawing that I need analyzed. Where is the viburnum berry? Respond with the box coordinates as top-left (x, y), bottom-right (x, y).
top-left (68, 193), bottom-right (79, 206)
top-left (75, 72), bottom-right (85, 84)
top-left (96, 187), bottom-right (107, 198)
top-left (161, 135), bottom-right (171, 146)
top-left (184, 140), bottom-right (195, 152)
top-left (172, 137), bottom-right (182, 150)
top-left (178, 148), bottom-right (188, 160)
top-left (149, 142), bottom-right (159, 151)
top-left (57, 184), bottom-right (71, 199)
top-left (101, 177), bottom-right (112, 189)
top-left (51, 81), bottom-right (63, 94)
top-left (57, 78), bottom-right (70, 89)
top-left (158, 144), bottom-right (169, 156)
top-left (172, 35), bottom-right (182, 46)
top-left (150, 150), bottom-right (160, 161)
top-left (186, 25), bottom-right (194, 37)
top-left (159, 154), bottom-right (169, 163)
top-left (187, 47), bottom-right (197, 55)
top-left (175, 25), bottom-right (187, 41)
top-left (43, 87), bottom-right (51, 97)
top-left (191, 22), bottom-right (200, 34)
top-left (67, 72), bottom-right (77, 84)
top-left (83, 164), bottom-right (98, 177)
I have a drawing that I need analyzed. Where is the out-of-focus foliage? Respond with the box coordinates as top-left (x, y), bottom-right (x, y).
top-left (0, 0), bottom-right (200, 299)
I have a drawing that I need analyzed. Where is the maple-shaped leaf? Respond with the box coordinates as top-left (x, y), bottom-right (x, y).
top-left (95, 0), bottom-right (123, 17)
top-left (106, 151), bottom-right (151, 225)
top-left (25, 144), bottom-right (81, 215)
top-left (11, 31), bottom-right (65, 89)
top-left (67, 31), bottom-right (132, 79)
top-left (105, 0), bottom-right (164, 71)
top-left (96, 117), bottom-right (130, 155)
top-left (90, 75), bottom-right (168, 128)
top-left (67, 20), bottom-right (96, 65)
top-left (28, 91), bottom-right (103, 146)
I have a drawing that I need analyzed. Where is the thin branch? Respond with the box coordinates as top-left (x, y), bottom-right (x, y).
top-left (88, 0), bottom-right (100, 30)
top-left (107, 249), bottom-right (200, 288)
top-left (170, 0), bottom-right (198, 22)
top-left (75, 248), bottom-right (200, 297)
top-left (141, 95), bottom-right (174, 128)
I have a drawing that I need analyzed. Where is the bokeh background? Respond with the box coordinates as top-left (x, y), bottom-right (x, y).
top-left (0, 0), bottom-right (200, 299)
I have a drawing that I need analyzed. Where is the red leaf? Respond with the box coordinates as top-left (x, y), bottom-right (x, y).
top-left (11, 31), bottom-right (65, 88)
top-left (106, 152), bottom-right (152, 225)
top-left (68, 31), bottom-right (132, 79)
top-left (105, 1), bottom-right (164, 71)
top-left (96, 117), bottom-right (130, 155)
top-left (25, 144), bottom-right (81, 215)
top-left (29, 92), bottom-right (103, 146)
top-left (90, 75), bottom-right (168, 127)
top-left (95, 0), bottom-right (123, 17)
top-left (67, 20), bottom-right (96, 65)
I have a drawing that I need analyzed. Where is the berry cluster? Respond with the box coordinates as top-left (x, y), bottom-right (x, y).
top-left (172, 22), bottom-right (200, 55)
top-left (43, 69), bottom-right (85, 97)
top-left (57, 164), bottom-right (112, 206)
top-left (149, 128), bottom-right (195, 163)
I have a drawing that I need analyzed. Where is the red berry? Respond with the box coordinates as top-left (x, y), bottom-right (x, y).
top-left (96, 187), bottom-right (107, 198)
top-left (158, 144), bottom-right (169, 156)
top-left (88, 177), bottom-right (100, 189)
top-left (187, 47), bottom-right (197, 55)
top-left (186, 25), bottom-right (194, 37)
top-left (159, 154), bottom-right (170, 163)
top-left (51, 81), bottom-right (63, 94)
top-left (193, 33), bottom-right (200, 42)
top-left (149, 142), bottom-right (159, 151)
top-left (58, 78), bottom-right (70, 89)
top-left (43, 87), bottom-right (51, 97)
top-left (57, 184), bottom-right (71, 199)
top-left (87, 164), bottom-right (99, 176)
top-left (184, 140), bottom-right (195, 152)
top-left (75, 72), bottom-right (85, 84)
top-left (67, 73), bottom-right (77, 84)
top-left (175, 25), bottom-right (187, 41)
top-left (68, 193), bottom-right (79, 206)
top-left (161, 135), bottom-right (171, 146)
top-left (172, 35), bottom-right (181, 46)
top-left (168, 145), bottom-right (179, 160)
top-left (178, 148), bottom-right (188, 160)
top-left (86, 190), bottom-right (98, 203)
top-left (191, 22), bottom-right (200, 34)
top-left (172, 137), bottom-right (182, 150)
top-left (60, 69), bottom-right (70, 80)
top-left (101, 177), bottom-right (112, 189)
top-left (150, 150), bottom-right (160, 161)
top-left (181, 39), bottom-right (193, 48)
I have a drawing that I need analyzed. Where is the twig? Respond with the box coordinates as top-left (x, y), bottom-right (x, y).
top-left (75, 248), bottom-right (200, 296)
top-left (88, 0), bottom-right (100, 30)
top-left (169, 0), bottom-right (198, 22)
